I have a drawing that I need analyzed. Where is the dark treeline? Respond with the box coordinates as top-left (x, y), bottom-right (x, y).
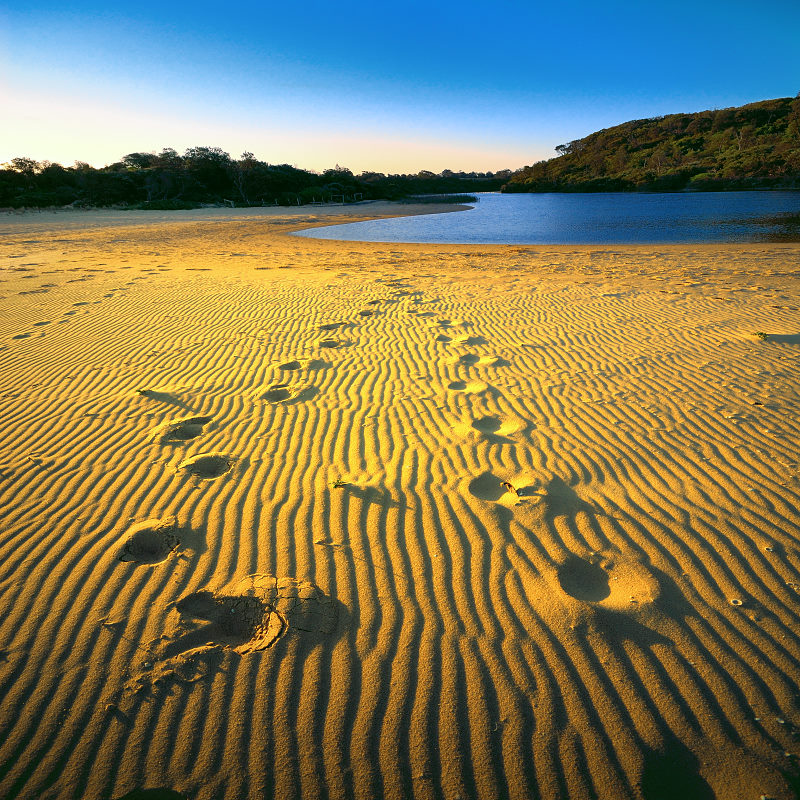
top-left (0, 147), bottom-right (511, 209)
top-left (504, 96), bottom-right (800, 193)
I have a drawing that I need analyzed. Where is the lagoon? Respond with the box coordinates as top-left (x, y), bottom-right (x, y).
top-left (296, 190), bottom-right (800, 245)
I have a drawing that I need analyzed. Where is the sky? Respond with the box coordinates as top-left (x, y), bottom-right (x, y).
top-left (1, 0), bottom-right (799, 174)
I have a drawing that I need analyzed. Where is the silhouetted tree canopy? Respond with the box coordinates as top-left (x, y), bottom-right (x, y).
top-left (0, 146), bottom-right (511, 208)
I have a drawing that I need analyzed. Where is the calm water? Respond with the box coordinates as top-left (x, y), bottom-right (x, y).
top-left (295, 191), bottom-right (800, 245)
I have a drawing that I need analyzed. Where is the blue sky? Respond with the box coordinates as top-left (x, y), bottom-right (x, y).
top-left (1, 0), bottom-right (798, 172)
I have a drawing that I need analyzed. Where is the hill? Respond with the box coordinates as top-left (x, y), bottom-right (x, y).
top-left (504, 96), bottom-right (800, 193)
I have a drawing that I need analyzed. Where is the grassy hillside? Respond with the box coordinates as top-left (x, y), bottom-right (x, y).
top-left (504, 96), bottom-right (800, 192)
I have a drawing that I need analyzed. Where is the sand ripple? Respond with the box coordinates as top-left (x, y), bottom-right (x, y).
top-left (0, 209), bottom-right (799, 799)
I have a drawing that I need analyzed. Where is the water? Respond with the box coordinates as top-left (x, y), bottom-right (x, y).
top-left (295, 191), bottom-right (800, 245)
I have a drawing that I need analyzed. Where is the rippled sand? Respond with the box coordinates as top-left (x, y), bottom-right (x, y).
top-left (1, 205), bottom-right (799, 800)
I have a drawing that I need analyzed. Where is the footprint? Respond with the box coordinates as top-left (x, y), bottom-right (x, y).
top-left (471, 416), bottom-right (502, 434)
top-left (171, 590), bottom-right (277, 652)
top-left (178, 453), bottom-right (235, 479)
top-left (457, 353), bottom-right (480, 366)
top-left (32, 321), bottom-right (50, 327)
top-left (136, 388), bottom-right (185, 406)
top-left (466, 415), bottom-right (520, 443)
top-left (448, 379), bottom-right (488, 393)
top-left (468, 471), bottom-right (506, 501)
top-left (262, 384), bottom-right (317, 403)
top-left (480, 356), bottom-right (511, 367)
top-left (119, 518), bottom-right (180, 565)
top-left (557, 557), bottom-right (611, 602)
top-left (278, 358), bottom-right (326, 372)
top-left (319, 322), bottom-right (343, 332)
top-left (263, 385), bottom-right (292, 402)
top-left (556, 554), bottom-right (660, 611)
top-left (152, 416), bottom-right (212, 442)
top-left (11, 333), bottom-right (31, 340)
top-left (164, 574), bottom-right (339, 656)
top-left (454, 335), bottom-right (488, 346)
top-left (435, 334), bottom-right (452, 343)
top-left (529, 476), bottom-right (597, 519)
top-left (319, 338), bottom-right (342, 349)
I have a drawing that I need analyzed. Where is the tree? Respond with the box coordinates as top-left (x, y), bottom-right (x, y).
top-left (155, 148), bottom-right (182, 169)
top-left (182, 146), bottom-right (233, 198)
top-left (6, 157), bottom-right (40, 175)
top-left (230, 151), bottom-right (259, 204)
top-left (122, 152), bottom-right (158, 170)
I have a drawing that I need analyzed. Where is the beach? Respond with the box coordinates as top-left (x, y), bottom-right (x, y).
top-left (0, 203), bottom-right (799, 800)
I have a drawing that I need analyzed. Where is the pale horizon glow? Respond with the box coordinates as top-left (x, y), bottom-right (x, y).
top-left (2, 1), bottom-right (799, 174)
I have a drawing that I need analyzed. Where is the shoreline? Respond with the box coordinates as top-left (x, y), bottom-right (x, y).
top-left (0, 200), bottom-right (468, 234)
top-left (5, 199), bottom-right (800, 248)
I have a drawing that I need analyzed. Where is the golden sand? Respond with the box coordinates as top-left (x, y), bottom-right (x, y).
top-left (0, 204), bottom-right (799, 800)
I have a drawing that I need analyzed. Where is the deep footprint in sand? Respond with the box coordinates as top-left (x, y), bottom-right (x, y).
top-left (151, 416), bottom-right (212, 442)
top-left (471, 416), bottom-right (503, 434)
top-left (119, 517), bottom-right (180, 565)
top-left (457, 353), bottom-right (481, 366)
top-left (164, 574), bottom-right (339, 656)
top-left (448, 379), bottom-right (488, 393)
top-left (556, 553), bottom-right (660, 611)
top-left (263, 385), bottom-right (293, 402)
top-left (178, 453), bottom-right (235, 478)
top-left (468, 471), bottom-right (506, 501)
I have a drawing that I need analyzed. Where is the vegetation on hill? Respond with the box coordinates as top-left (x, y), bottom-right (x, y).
top-left (504, 96), bottom-right (800, 193)
top-left (0, 148), bottom-right (510, 209)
